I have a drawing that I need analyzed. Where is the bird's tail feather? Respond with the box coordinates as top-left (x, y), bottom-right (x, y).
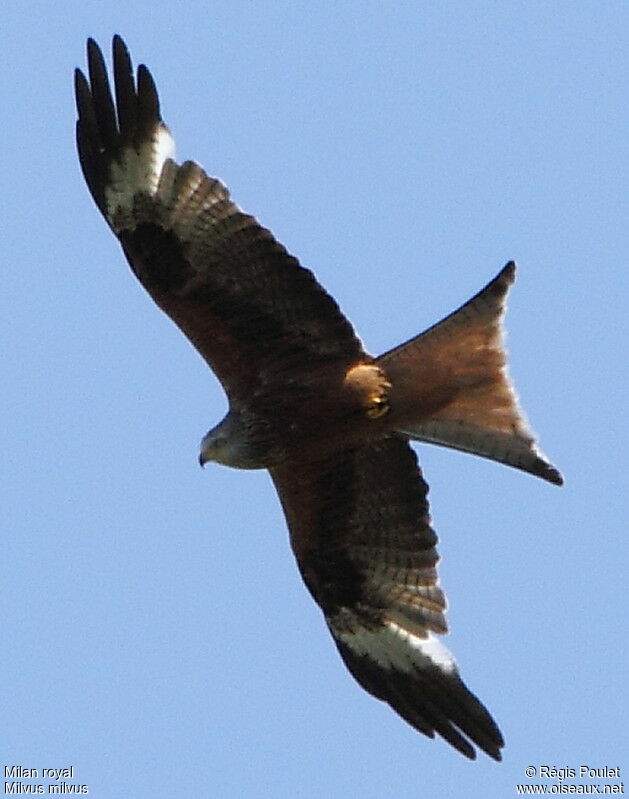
top-left (377, 262), bottom-right (563, 485)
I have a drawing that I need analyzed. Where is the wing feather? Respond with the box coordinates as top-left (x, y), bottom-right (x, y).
top-left (271, 437), bottom-right (504, 760)
top-left (75, 36), bottom-right (364, 400)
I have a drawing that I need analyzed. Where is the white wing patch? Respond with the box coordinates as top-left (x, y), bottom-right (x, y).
top-left (334, 616), bottom-right (457, 675)
top-left (105, 122), bottom-right (175, 224)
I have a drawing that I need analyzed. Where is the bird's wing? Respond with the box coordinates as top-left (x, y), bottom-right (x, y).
top-left (270, 436), bottom-right (504, 761)
top-left (74, 36), bottom-right (364, 400)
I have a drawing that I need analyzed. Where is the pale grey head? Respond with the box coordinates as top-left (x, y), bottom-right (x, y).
top-left (199, 408), bottom-right (282, 470)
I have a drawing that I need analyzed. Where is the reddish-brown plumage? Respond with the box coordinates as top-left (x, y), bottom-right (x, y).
top-left (75, 36), bottom-right (563, 761)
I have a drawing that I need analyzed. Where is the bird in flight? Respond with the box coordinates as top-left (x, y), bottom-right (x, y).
top-left (74, 36), bottom-right (562, 762)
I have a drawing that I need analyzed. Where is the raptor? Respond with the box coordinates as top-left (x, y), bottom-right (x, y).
top-left (75, 36), bottom-right (562, 761)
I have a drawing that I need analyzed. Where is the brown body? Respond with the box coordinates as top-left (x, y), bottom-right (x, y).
top-left (75, 36), bottom-right (562, 762)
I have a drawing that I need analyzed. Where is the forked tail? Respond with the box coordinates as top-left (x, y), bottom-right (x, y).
top-left (377, 262), bottom-right (563, 485)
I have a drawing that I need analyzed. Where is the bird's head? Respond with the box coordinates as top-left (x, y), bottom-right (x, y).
top-left (199, 429), bottom-right (227, 467)
top-left (199, 415), bottom-right (236, 467)
top-left (198, 410), bottom-right (269, 470)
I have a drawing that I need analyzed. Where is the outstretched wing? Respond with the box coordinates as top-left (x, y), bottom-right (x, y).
top-left (74, 36), bottom-right (364, 400)
top-left (271, 436), bottom-right (504, 761)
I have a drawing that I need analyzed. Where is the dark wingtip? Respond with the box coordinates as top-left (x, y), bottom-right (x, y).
top-left (86, 37), bottom-right (107, 84)
top-left (112, 34), bottom-right (131, 67)
top-left (112, 33), bottom-right (137, 138)
top-left (137, 63), bottom-right (162, 131)
top-left (73, 67), bottom-right (89, 114)
top-left (334, 637), bottom-right (505, 762)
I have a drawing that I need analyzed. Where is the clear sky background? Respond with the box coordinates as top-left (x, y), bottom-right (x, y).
top-left (2, 2), bottom-right (627, 797)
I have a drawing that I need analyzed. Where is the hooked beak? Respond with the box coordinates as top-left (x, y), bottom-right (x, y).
top-left (199, 433), bottom-right (212, 468)
top-left (199, 434), bottom-right (215, 468)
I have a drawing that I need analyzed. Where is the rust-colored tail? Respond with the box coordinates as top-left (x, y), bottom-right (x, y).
top-left (377, 262), bottom-right (563, 485)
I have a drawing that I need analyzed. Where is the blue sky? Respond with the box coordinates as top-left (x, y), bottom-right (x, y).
top-left (2, 2), bottom-right (627, 797)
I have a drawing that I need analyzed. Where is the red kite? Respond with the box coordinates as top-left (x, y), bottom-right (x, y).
top-left (75, 36), bottom-right (562, 761)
